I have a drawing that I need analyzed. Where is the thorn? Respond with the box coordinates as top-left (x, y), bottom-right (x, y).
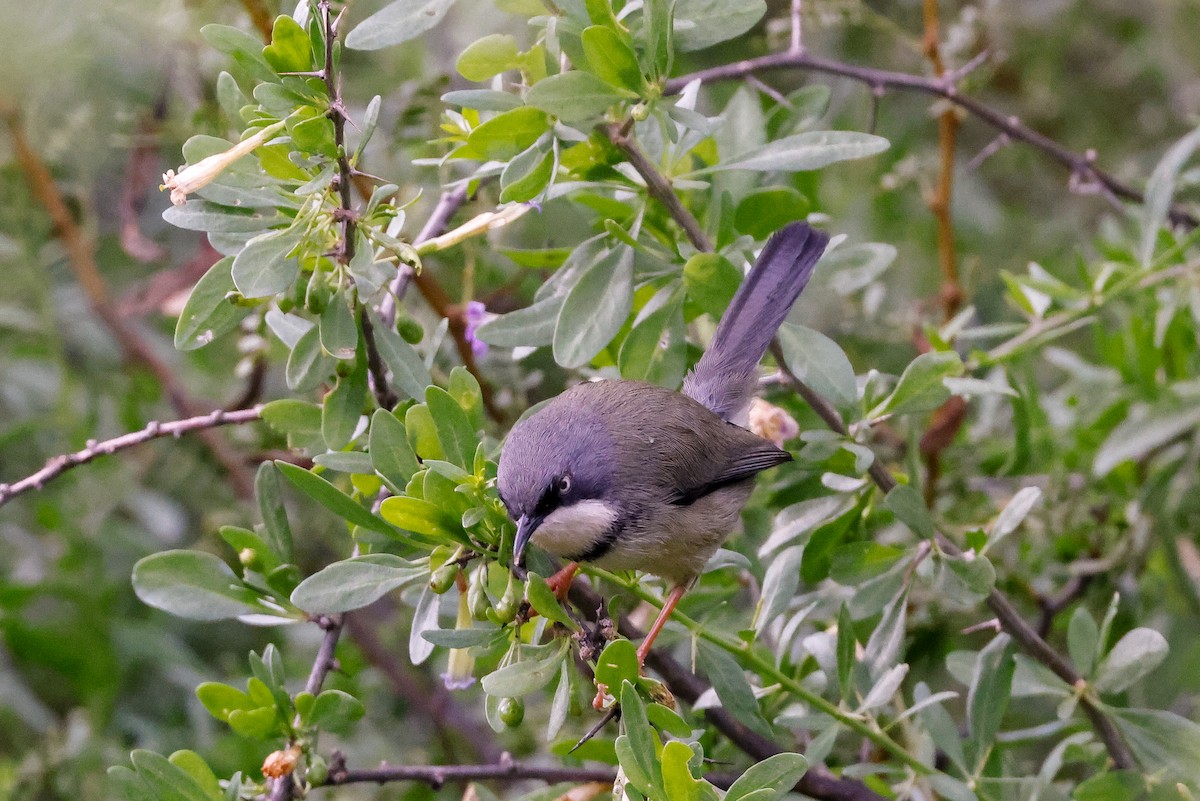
top-left (569, 707), bottom-right (620, 753)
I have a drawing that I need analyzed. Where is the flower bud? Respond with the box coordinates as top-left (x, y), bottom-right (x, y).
top-left (262, 745), bottom-right (301, 779)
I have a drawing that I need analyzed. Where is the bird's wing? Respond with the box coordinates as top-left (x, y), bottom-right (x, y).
top-left (668, 435), bottom-right (792, 506)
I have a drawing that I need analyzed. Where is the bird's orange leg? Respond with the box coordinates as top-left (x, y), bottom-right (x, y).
top-left (545, 562), bottom-right (580, 601)
top-left (636, 584), bottom-right (689, 666)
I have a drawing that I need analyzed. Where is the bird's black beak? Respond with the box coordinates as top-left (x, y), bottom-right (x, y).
top-left (513, 514), bottom-right (542, 570)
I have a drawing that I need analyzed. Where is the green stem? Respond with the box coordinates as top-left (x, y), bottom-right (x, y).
top-left (588, 568), bottom-right (930, 775)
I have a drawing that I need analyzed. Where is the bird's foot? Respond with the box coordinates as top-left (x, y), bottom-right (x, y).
top-left (546, 561), bottom-right (579, 601)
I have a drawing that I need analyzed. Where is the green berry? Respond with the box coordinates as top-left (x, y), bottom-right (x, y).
top-left (498, 696), bottom-right (524, 727)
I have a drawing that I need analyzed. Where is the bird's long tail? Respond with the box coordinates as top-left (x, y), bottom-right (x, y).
top-left (682, 221), bottom-right (829, 423)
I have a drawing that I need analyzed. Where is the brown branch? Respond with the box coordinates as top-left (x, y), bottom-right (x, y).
top-left (1035, 573), bottom-right (1094, 638)
top-left (606, 123), bottom-right (713, 252)
top-left (664, 52), bottom-right (1198, 229)
top-left (238, 0), bottom-right (274, 42)
top-left (0, 406), bottom-right (264, 508)
top-left (5, 108), bottom-right (256, 498)
top-left (565, 581), bottom-right (888, 801)
top-left (326, 753), bottom-right (614, 789)
top-left (767, 353), bottom-right (1137, 770)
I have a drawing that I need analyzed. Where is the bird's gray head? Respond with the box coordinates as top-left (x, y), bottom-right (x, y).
top-left (496, 398), bottom-right (618, 569)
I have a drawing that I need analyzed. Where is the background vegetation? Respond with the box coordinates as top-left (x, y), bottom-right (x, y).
top-left (2, 1), bottom-right (1200, 800)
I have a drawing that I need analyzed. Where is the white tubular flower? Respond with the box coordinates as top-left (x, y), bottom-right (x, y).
top-left (161, 120), bottom-right (286, 206)
top-left (748, 397), bottom-right (800, 448)
top-left (442, 583), bottom-right (477, 690)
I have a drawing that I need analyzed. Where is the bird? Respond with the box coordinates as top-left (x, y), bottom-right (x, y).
top-left (496, 221), bottom-right (830, 664)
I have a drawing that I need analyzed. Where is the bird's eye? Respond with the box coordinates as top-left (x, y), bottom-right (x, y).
top-left (557, 474), bottom-right (572, 495)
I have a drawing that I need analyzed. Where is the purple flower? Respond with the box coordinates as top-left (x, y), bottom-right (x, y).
top-left (463, 300), bottom-right (490, 359)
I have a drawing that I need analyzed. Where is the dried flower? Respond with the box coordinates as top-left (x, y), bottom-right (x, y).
top-left (161, 121), bottom-right (286, 206)
top-left (261, 744), bottom-right (301, 779)
top-left (748, 397), bottom-right (800, 447)
top-left (442, 583), bottom-right (477, 690)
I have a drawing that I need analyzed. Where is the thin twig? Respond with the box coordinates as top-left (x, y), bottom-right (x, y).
top-left (5, 109), bottom-right (257, 498)
top-left (326, 753), bottom-right (615, 788)
top-left (0, 406), bottom-right (264, 508)
top-left (664, 51), bottom-right (1198, 229)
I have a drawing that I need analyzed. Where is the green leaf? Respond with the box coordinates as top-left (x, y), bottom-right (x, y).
top-left (174, 257), bottom-right (246, 350)
top-left (255, 463), bottom-right (294, 564)
top-left (595, 639), bottom-right (640, 692)
top-left (860, 663), bottom-right (909, 712)
top-left (1068, 607), bottom-right (1100, 678)
top-left (829, 542), bottom-right (905, 585)
top-left (553, 245), bottom-right (633, 368)
top-left (966, 633), bottom-right (1015, 767)
top-left (776, 323), bottom-right (858, 411)
top-left (291, 554), bottom-right (424, 613)
top-left (457, 34), bottom-right (521, 81)
top-left (988, 486), bottom-right (1042, 547)
top-left (369, 409), bottom-right (421, 488)
top-left (686, 131), bottom-right (889, 176)
top-left (132, 551), bottom-right (263, 621)
top-left (1140, 123), bottom-right (1200, 267)
top-left (870, 350), bottom-right (964, 418)
top-left (642, 0), bottom-right (674, 78)
top-left (836, 604), bottom-right (855, 703)
top-left (459, 106), bottom-right (550, 161)
top-left (682, 253), bottom-right (741, 319)
top-left (581, 26), bottom-right (644, 93)
top-left (442, 89), bottom-right (524, 112)
top-left (1112, 707), bottom-right (1200, 781)
top-left (619, 287), bottom-right (686, 387)
top-left (1073, 770), bottom-right (1145, 801)
top-left (345, 0), bottom-right (457, 50)
top-left (262, 15), bottom-right (311, 73)
top-left (822, 243), bottom-right (897, 296)
top-left (725, 752), bottom-right (808, 801)
top-left (696, 640), bottom-right (773, 738)
top-left (527, 71), bottom-right (632, 124)
top-left (1094, 627), bottom-right (1169, 694)
top-left (378, 496), bottom-right (462, 541)
top-left (525, 573), bottom-right (577, 629)
top-left (309, 689), bottom-right (365, 733)
top-left (673, 0), bottom-right (767, 52)
top-left (319, 292), bottom-right (358, 360)
top-left (618, 680), bottom-right (662, 797)
top-left (426, 386), bottom-right (478, 469)
top-left (476, 295), bottom-right (564, 347)
top-left (128, 750), bottom-right (214, 801)
top-left (1093, 404), bottom-right (1200, 477)
top-left (409, 583), bottom-right (440, 665)
top-left (884, 484), bottom-right (934, 539)
top-left (163, 201), bottom-right (282, 234)
top-left (261, 399), bottom-right (322, 447)
top-left (733, 188), bottom-right (811, 239)
top-left (231, 227), bottom-right (301, 299)
top-left (942, 552), bottom-right (996, 598)
top-left (500, 140), bottom-right (555, 203)
top-left (369, 312), bottom-right (432, 400)
top-left (286, 325), bottom-right (336, 392)
top-left (548, 660), bottom-right (572, 741)
top-left (274, 461), bottom-right (394, 535)
top-left (195, 682), bottom-right (255, 722)
top-left (226, 706), bottom-right (278, 738)
top-left (481, 649), bottom-right (566, 697)
top-left (660, 741), bottom-right (702, 801)
top-left (322, 359), bottom-right (367, 451)
top-left (167, 751), bottom-right (222, 801)
top-left (752, 545), bottom-right (802, 634)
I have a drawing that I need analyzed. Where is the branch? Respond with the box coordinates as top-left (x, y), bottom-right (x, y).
top-left (665, 52), bottom-right (1199, 229)
top-left (768, 354), bottom-right (1138, 770)
top-left (326, 753), bottom-right (615, 789)
top-left (0, 406), bottom-right (264, 508)
top-left (607, 123), bottom-right (713, 252)
top-left (565, 581), bottom-right (889, 801)
top-left (4, 108), bottom-right (257, 499)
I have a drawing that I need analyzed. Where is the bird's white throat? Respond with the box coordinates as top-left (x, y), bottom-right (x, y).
top-left (532, 499), bottom-right (619, 557)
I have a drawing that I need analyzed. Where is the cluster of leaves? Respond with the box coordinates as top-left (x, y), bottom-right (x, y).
top-left (4, 0), bottom-right (1200, 800)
